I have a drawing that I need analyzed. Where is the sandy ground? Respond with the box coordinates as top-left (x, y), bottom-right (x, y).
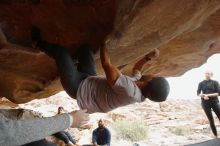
top-left (17, 92), bottom-right (220, 146)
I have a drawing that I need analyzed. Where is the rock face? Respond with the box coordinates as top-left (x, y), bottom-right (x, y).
top-left (0, 0), bottom-right (220, 103)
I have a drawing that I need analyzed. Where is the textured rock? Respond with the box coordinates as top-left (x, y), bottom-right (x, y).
top-left (0, 0), bottom-right (220, 103)
top-left (0, 97), bottom-right (18, 109)
top-left (0, 0), bottom-right (115, 103)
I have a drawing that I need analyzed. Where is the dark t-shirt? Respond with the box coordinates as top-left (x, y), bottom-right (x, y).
top-left (92, 127), bottom-right (111, 145)
top-left (197, 79), bottom-right (220, 103)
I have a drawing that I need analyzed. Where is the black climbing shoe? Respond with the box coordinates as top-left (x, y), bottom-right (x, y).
top-left (31, 26), bottom-right (42, 44)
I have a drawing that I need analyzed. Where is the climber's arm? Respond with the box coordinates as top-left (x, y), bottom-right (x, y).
top-left (132, 48), bottom-right (159, 75)
top-left (100, 44), bottom-right (121, 86)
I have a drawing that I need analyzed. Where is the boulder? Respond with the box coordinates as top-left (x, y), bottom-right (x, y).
top-left (0, 0), bottom-right (220, 103)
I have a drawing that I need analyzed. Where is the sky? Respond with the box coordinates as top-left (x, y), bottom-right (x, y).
top-left (167, 53), bottom-right (220, 99)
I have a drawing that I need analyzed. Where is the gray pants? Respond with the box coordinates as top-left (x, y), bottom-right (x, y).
top-left (38, 41), bottom-right (97, 98)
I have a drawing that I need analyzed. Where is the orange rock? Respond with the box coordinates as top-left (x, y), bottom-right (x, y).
top-left (0, 0), bottom-right (220, 103)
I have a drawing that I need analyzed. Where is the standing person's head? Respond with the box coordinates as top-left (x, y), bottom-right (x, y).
top-left (98, 119), bottom-right (105, 128)
top-left (205, 70), bottom-right (213, 80)
top-left (57, 106), bottom-right (65, 114)
top-left (139, 76), bottom-right (170, 102)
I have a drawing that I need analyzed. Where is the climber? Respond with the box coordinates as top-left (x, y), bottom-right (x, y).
top-left (31, 26), bottom-right (170, 113)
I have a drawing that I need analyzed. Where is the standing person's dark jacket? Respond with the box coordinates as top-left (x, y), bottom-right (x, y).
top-left (197, 79), bottom-right (220, 103)
top-left (92, 127), bottom-right (111, 146)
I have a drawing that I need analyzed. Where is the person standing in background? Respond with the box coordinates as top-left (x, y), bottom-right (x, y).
top-left (197, 70), bottom-right (220, 137)
top-left (92, 119), bottom-right (111, 146)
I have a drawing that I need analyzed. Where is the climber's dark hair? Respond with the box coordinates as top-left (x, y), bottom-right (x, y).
top-left (142, 77), bottom-right (170, 102)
